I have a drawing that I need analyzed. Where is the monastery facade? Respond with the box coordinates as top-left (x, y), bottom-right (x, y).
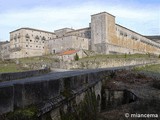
top-left (1, 12), bottom-right (160, 59)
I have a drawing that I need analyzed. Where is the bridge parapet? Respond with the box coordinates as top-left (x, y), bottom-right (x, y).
top-left (0, 63), bottom-right (157, 115)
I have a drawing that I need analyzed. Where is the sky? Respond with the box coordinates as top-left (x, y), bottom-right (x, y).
top-left (0, 0), bottom-right (159, 41)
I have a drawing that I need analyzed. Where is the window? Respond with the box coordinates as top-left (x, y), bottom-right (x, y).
top-left (25, 34), bottom-right (30, 38)
top-left (120, 31), bottom-right (123, 36)
top-left (30, 40), bottom-right (32, 42)
top-left (35, 35), bottom-right (39, 40)
top-left (14, 36), bottom-right (17, 40)
top-left (124, 33), bottom-right (127, 37)
top-left (42, 36), bottom-right (46, 40)
top-left (18, 34), bottom-right (21, 38)
top-left (26, 45), bottom-right (28, 47)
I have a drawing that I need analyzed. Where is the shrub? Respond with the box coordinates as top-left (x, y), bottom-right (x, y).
top-left (74, 53), bottom-right (79, 61)
top-left (147, 53), bottom-right (150, 58)
top-left (6, 106), bottom-right (38, 120)
top-left (124, 53), bottom-right (127, 58)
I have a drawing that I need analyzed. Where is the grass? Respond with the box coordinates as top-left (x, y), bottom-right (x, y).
top-left (0, 59), bottom-right (24, 73)
top-left (0, 62), bottom-right (30, 73)
top-left (19, 54), bottom-right (59, 64)
top-left (134, 64), bottom-right (160, 73)
top-left (0, 54), bottom-right (59, 73)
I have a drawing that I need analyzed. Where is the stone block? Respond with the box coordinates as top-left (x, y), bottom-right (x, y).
top-left (0, 85), bottom-right (14, 115)
top-left (47, 79), bottom-right (61, 99)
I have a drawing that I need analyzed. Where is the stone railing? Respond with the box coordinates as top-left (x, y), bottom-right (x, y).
top-left (0, 68), bottom-right (51, 82)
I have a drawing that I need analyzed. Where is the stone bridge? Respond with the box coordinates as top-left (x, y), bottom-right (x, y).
top-left (0, 64), bottom-right (153, 119)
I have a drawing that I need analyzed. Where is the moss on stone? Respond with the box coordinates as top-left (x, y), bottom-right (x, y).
top-left (60, 89), bottom-right (72, 98)
top-left (6, 106), bottom-right (38, 120)
top-left (60, 90), bottom-right (99, 120)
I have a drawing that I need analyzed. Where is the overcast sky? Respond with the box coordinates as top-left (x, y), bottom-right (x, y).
top-left (0, 0), bottom-right (159, 41)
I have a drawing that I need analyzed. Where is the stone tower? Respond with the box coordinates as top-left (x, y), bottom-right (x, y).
top-left (91, 12), bottom-right (116, 54)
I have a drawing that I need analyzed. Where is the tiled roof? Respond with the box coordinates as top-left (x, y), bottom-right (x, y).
top-left (59, 50), bottom-right (79, 55)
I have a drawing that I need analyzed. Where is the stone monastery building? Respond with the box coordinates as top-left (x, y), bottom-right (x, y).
top-left (5, 12), bottom-right (160, 59)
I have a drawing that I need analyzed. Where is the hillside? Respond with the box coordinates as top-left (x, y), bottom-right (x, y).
top-left (0, 53), bottom-right (159, 73)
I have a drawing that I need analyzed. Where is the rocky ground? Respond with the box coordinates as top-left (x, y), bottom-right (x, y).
top-left (99, 70), bottom-right (160, 120)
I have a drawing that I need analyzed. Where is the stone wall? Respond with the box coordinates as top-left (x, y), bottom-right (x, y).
top-left (66, 27), bottom-right (91, 39)
top-left (54, 28), bottom-right (74, 38)
top-left (102, 89), bottom-right (137, 110)
top-left (10, 28), bottom-right (56, 59)
top-left (0, 66), bottom-right (124, 115)
top-left (0, 68), bottom-right (51, 82)
top-left (107, 43), bottom-right (144, 54)
top-left (90, 12), bottom-right (160, 55)
top-left (0, 42), bottom-right (10, 60)
top-left (115, 24), bottom-right (160, 55)
top-left (60, 58), bottom-right (159, 69)
top-left (45, 35), bottom-right (89, 54)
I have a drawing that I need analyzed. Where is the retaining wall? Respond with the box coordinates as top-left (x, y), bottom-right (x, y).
top-left (63, 58), bottom-right (159, 69)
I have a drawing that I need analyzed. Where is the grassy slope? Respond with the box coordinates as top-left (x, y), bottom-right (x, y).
top-left (0, 54), bottom-right (59, 73)
top-left (0, 60), bottom-right (23, 73)
top-left (134, 64), bottom-right (160, 73)
top-left (0, 54), bottom-right (159, 73)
